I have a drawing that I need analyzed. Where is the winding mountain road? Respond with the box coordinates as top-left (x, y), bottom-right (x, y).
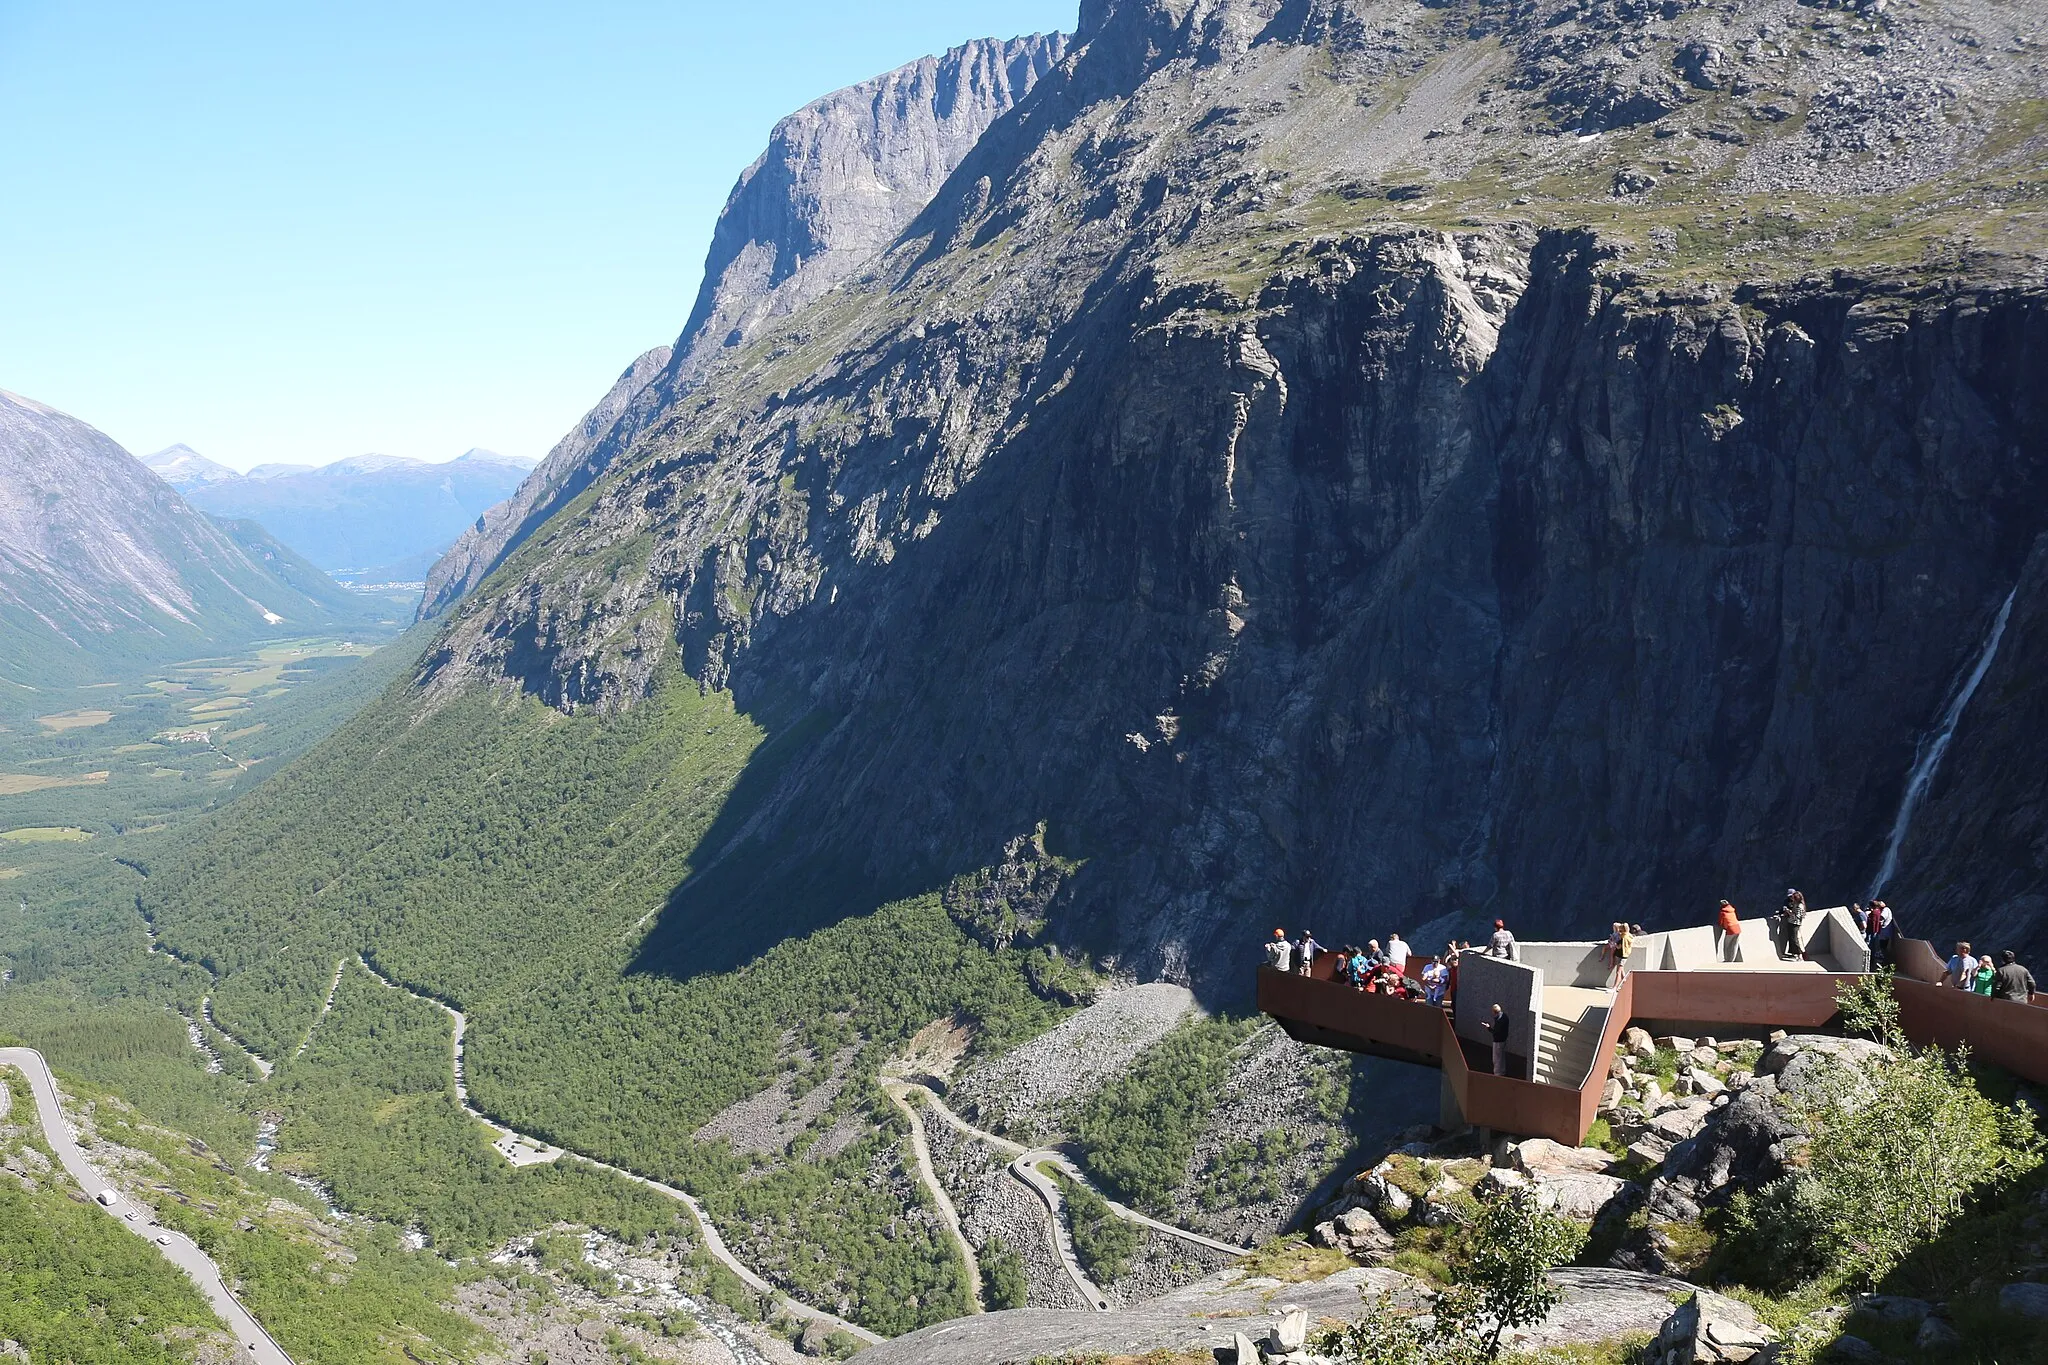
top-left (882, 1082), bottom-right (984, 1312)
top-left (353, 957), bottom-right (882, 1345)
top-left (0, 1047), bottom-right (295, 1364)
top-left (896, 1083), bottom-right (1250, 1311)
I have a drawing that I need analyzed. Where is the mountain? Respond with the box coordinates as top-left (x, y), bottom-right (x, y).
top-left (141, 442), bottom-right (240, 489)
top-left (418, 31), bottom-right (1072, 617)
top-left (179, 448), bottom-right (536, 583)
top-left (416, 0), bottom-right (2048, 973)
top-left (139, 0), bottom-right (2048, 1337)
top-left (0, 390), bottom-right (376, 692)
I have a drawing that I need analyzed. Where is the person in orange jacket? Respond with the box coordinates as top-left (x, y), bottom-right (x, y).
top-left (1715, 899), bottom-right (1742, 962)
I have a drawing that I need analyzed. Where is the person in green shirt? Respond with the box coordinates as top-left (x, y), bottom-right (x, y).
top-left (1974, 957), bottom-right (1997, 995)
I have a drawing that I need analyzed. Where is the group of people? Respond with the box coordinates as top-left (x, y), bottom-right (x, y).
top-left (1263, 919), bottom-right (1532, 1009)
top-left (1938, 940), bottom-right (2038, 1001)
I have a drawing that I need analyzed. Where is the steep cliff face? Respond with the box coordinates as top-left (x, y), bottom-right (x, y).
top-left (0, 390), bottom-right (374, 693)
top-left (420, 0), bottom-right (2046, 981)
top-left (419, 33), bottom-right (1069, 619)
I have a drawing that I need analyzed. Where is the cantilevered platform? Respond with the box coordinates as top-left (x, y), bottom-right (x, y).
top-left (1260, 908), bottom-right (2048, 1145)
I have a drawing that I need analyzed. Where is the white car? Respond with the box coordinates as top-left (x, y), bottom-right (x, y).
top-left (155, 1232), bottom-right (173, 1246)
top-left (95, 1189), bottom-right (119, 1207)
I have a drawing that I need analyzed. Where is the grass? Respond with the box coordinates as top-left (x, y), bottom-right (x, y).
top-left (0, 770), bottom-right (109, 794)
top-left (1234, 1234), bottom-right (1353, 1283)
top-left (36, 709), bottom-right (115, 730)
top-left (0, 825), bottom-right (93, 842)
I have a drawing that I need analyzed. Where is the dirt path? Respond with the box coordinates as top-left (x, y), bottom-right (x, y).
top-left (883, 1083), bottom-right (984, 1312)
top-left (353, 956), bottom-right (882, 1345)
top-left (0, 1047), bottom-right (295, 1364)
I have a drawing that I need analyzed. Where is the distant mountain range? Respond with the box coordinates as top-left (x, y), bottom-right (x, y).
top-left (143, 446), bottom-right (537, 585)
top-left (0, 390), bottom-right (379, 695)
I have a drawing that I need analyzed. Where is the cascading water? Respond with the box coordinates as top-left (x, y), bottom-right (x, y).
top-left (1871, 585), bottom-right (2020, 898)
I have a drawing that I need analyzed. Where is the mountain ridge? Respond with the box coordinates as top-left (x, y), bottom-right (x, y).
top-left (417, 30), bottom-right (1073, 618)
top-left (0, 389), bottom-right (376, 693)
top-left (416, 0), bottom-right (2048, 976)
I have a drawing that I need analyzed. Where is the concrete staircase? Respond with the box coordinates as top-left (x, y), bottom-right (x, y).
top-left (1534, 985), bottom-right (1610, 1086)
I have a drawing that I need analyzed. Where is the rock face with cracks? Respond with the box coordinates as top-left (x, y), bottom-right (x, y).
top-left (418, 0), bottom-right (2048, 986)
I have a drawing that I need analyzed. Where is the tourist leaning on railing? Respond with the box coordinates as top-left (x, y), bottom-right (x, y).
top-left (1265, 928), bottom-right (1293, 974)
top-left (1943, 940), bottom-right (1980, 990)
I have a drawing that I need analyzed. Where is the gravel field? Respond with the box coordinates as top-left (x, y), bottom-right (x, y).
top-left (691, 1044), bottom-right (860, 1156)
top-left (1164, 1027), bottom-right (1438, 1244)
top-left (950, 983), bottom-right (1197, 1141)
top-left (1104, 1228), bottom-right (1236, 1305)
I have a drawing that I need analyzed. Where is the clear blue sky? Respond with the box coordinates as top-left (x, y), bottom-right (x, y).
top-left (0, 1), bottom-right (1075, 470)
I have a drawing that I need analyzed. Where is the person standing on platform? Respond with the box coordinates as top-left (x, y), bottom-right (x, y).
top-left (1994, 950), bottom-right (2036, 1002)
top-left (1265, 929), bottom-right (1293, 974)
top-left (1295, 930), bottom-right (1322, 976)
top-left (1387, 932), bottom-right (1410, 975)
top-left (1943, 941), bottom-right (1979, 990)
top-left (1487, 920), bottom-right (1517, 960)
top-left (1487, 1004), bottom-right (1512, 1076)
top-left (1715, 900), bottom-right (1742, 962)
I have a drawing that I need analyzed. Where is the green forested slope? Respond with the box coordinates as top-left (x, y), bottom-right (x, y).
top-left (136, 665), bottom-right (1068, 1333)
top-left (0, 1074), bottom-right (227, 1365)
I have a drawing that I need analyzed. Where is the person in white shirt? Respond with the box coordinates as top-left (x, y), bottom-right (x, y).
top-left (1386, 933), bottom-right (1410, 973)
top-left (1265, 929), bottom-right (1293, 974)
top-left (1421, 956), bottom-right (1449, 1006)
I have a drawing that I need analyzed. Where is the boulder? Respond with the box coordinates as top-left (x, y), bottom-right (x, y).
top-left (1310, 1206), bottom-right (1393, 1261)
top-left (1627, 1137), bottom-right (1673, 1169)
top-left (1655, 1036), bottom-right (1697, 1053)
top-left (1625, 1026), bottom-right (1657, 1059)
top-left (1914, 1316), bottom-right (1962, 1350)
top-left (1512, 1139), bottom-right (1614, 1177)
top-left (797, 1320), bottom-right (834, 1356)
top-left (1757, 1035), bottom-right (1890, 1083)
top-left (1417, 1182), bottom-right (1464, 1227)
top-left (1999, 1282), bottom-right (2048, 1319)
top-left (1689, 1046), bottom-right (1721, 1069)
top-left (1531, 1171), bottom-right (1630, 1220)
top-left (1267, 1306), bottom-right (1310, 1354)
top-left (1363, 1172), bottom-right (1411, 1220)
top-left (1825, 1337), bottom-right (1882, 1364)
top-left (1852, 1295), bottom-right (1930, 1326)
top-left (1602, 1077), bottom-right (1625, 1109)
top-left (1227, 1331), bottom-right (1261, 1363)
top-left (1478, 1167), bottom-right (1530, 1199)
top-left (1686, 1068), bottom-right (1726, 1097)
top-left (1647, 1101), bottom-right (1715, 1146)
top-left (1638, 1079), bottom-right (1665, 1109)
top-left (1652, 1288), bottom-right (1780, 1364)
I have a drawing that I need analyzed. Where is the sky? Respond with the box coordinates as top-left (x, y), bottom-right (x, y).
top-left (0, 1), bottom-right (1076, 471)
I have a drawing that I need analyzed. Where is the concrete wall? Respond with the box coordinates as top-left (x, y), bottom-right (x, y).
top-left (1455, 952), bottom-right (1542, 1074)
top-left (1518, 941), bottom-right (1609, 987)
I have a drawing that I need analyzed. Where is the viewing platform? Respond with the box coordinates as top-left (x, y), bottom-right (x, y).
top-left (1259, 907), bottom-right (2048, 1145)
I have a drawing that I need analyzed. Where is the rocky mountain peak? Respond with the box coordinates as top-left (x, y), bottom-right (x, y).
top-left (419, 31), bottom-right (1071, 620)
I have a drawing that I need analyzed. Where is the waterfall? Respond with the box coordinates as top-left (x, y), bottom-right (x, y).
top-left (1871, 585), bottom-right (2020, 898)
